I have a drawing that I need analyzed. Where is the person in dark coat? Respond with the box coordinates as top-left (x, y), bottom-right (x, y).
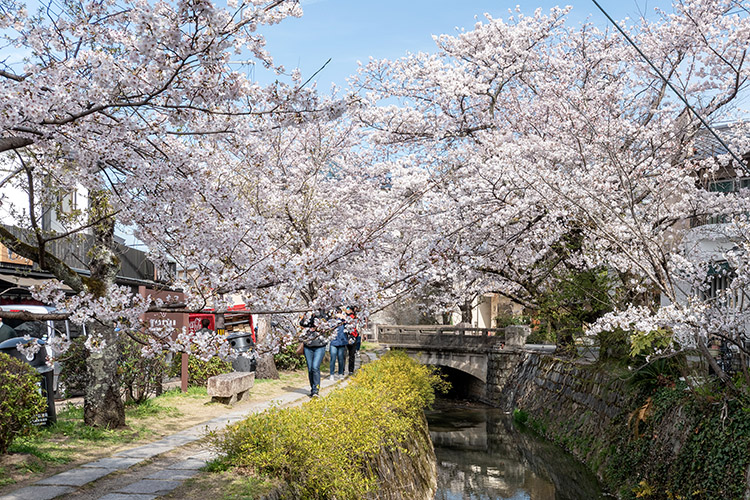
top-left (300, 310), bottom-right (328, 397)
top-left (344, 306), bottom-right (361, 376)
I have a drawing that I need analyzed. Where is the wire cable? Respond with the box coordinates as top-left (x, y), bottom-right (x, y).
top-left (591, 0), bottom-right (749, 173)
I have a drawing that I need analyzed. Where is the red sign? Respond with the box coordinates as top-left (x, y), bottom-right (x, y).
top-left (188, 314), bottom-right (215, 334)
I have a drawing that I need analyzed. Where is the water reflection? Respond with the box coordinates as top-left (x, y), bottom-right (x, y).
top-left (427, 401), bottom-right (607, 500)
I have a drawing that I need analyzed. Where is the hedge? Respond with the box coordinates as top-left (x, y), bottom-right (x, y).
top-left (212, 351), bottom-right (448, 499)
top-left (0, 352), bottom-right (47, 453)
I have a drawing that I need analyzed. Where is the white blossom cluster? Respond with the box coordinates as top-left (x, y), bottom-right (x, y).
top-left (5, 0), bottom-right (750, 382)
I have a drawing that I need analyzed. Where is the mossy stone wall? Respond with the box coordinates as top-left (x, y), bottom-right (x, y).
top-left (495, 352), bottom-right (750, 499)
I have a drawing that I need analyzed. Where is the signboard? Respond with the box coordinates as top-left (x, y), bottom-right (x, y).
top-left (32, 368), bottom-right (56, 426)
top-left (0, 244), bottom-right (32, 266)
top-left (139, 286), bottom-right (187, 339)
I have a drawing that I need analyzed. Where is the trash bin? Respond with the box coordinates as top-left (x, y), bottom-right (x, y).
top-left (0, 337), bottom-right (57, 426)
top-left (226, 332), bottom-right (256, 372)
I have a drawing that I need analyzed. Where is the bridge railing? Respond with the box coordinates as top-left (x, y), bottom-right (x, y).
top-left (375, 324), bottom-right (525, 352)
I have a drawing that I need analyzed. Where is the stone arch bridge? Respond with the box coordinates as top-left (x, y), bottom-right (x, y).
top-left (375, 324), bottom-right (531, 403)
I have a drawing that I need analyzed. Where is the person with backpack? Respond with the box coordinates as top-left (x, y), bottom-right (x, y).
top-left (344, 305), bottom-right (361, 376)
top-left (328, 307), bottom-right (348, 381)
top-left (299, 309), bottom-right (328, 397)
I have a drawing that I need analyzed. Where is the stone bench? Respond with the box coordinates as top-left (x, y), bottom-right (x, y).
top-left (207, 372), bottom-right (255, 405)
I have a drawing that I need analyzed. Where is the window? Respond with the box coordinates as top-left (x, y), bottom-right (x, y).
top-left (704, 178), bottom-right (750, 224)
top-left (60, 191), bottom-right (77, 214)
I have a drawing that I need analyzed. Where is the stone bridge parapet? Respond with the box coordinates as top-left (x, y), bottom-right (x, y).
top-left (376, 324), bottom-right (530, 404)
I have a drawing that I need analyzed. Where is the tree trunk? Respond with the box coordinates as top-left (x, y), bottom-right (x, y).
top-left (254, 315), bottom-right (279, 379)
top-left (459, 300), bottom-right (473, 325)
top-left (84, 320), bottom-right (125, 427)
top-left (83, 191), bottom-right (125, 427)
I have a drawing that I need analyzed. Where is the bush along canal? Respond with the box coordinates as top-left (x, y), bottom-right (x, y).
top-left (209, 351), bottom-right (447, 500)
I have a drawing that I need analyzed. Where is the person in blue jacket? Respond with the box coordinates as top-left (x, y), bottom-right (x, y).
top-left (328, 307), bottom-right (348, 381)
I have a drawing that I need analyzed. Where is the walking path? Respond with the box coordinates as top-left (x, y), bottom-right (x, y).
top-left (0, 369), bottom-right (359, 500)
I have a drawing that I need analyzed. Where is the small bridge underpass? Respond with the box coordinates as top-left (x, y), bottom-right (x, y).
top-left (375, 324), bottom-right (532, 402)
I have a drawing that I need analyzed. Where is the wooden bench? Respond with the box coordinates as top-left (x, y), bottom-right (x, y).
top-left (207, 372), bottom-right (255, 405)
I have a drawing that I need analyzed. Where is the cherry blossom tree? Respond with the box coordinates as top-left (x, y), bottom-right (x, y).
top-left (355, 1), bottom-right (750, 389)
top-left (0, 0), bottom-right (315, 426)
top-left (0, 0), bottom-right (434, 427)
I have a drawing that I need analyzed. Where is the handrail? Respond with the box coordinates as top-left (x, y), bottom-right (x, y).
top-left (375, 324), bottom-right (530, 349)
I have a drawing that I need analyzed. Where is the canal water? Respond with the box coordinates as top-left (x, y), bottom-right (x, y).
top-left (426, 401), bottom-right (608, 500)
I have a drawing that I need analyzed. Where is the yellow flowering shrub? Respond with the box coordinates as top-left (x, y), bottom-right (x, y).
top-left (212, 351), bottom-right (448, 499)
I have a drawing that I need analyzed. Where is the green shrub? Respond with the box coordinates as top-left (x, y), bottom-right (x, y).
top-left (118, 335), bottom-right (167, 403)
top-left (0, 353), bottom-right (47, 453)
top-left (512, 408), bottom-right (529, 425)
top-left (627, 356), bottom-right (684, 395)
top-left (494, 314), bottom-right (529, 328)
top-left (57, 336), bottom-right (88, 397)
top-left (213, 351), bottom-right (448, 499)
top-left (59, 333), bottom-right (167, 402)
top-left (273, 343), bottom-right (305, 371)
top-left (168, 354), bottom-right (233, 386)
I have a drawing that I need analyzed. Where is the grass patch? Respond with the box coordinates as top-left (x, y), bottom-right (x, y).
top-left (2, 390), bottom-right (196, 484)
top-left (157, 386), bottom-right (208, 400)
top-left (6, 406), bottom-right (156, 469)
top-left (360, 341), bottom-right (379, 352)
top-left (164, 467), bottom-right (281, 500)
top-left (125, 398), bottom-right (182, 419)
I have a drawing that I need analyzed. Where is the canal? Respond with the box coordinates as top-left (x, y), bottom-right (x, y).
top-left (426, 400), bottom-right (608, 500)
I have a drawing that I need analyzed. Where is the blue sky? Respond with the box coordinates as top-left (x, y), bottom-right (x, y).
top-left (253, 0), bottom-right (670, 89)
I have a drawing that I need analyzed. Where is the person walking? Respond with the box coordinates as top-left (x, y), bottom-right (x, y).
top-left (344, 306), bottom-right (361, 376)
top-left (328, 309), bottom-right (348, 381)
top-left (300, 310), bottom-right (328, 397)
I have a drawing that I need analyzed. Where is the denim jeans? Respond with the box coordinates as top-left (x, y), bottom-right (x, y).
top-left (304, 345), bottom-right (326, 395)
top-left (329, 344), bottom-right (346, 376)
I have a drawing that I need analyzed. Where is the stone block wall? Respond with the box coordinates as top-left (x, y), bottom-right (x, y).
top-left (488, 352), bottom-right (750, 499)
top-left (484, 351), bottom-right (524, 404)
top-left (494, 353), bottom-right (632, 457)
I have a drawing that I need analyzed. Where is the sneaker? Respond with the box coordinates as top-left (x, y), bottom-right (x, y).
top-left (328, 375), bottom-right (335, 381)
top-left (312, 393), bottom-right (320, 398)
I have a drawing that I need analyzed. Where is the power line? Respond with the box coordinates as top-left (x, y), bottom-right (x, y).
top-left (591, 0), bottom-right (749, 173)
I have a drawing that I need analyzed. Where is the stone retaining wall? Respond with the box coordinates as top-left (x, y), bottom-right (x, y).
top-left (494, 352), bottom-right (750, 499)
top-left (496, 353), bottom-right (631, 438)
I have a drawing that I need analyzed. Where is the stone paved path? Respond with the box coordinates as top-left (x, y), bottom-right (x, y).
top-left (0, 374), bottom-right (349, 500)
